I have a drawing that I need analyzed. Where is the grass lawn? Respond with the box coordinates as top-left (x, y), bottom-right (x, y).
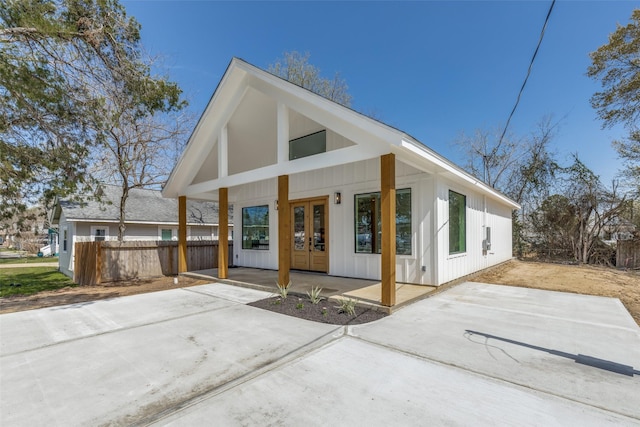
top-left (0, 257), bottom-right (58, 265)
top-left (0, 267), bottom-right (76, 298)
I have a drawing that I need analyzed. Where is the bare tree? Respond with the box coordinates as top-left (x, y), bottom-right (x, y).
top-left (90, 105), bottom-right (192, 240)
top-left (268, 51), bottom-right (352, 107)
top-left (456, 117), bottom-right (560, 257)
top-left (532, 156), bottom-right (628, 265)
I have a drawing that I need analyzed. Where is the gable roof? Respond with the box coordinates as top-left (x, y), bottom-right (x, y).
top-left (50, 185), bottom-right (232, 226)
top-left (163, 57), bottom-right (520, 210)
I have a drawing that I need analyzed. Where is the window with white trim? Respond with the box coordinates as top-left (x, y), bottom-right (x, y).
top-left (90, 226), bottom-right (109, 242)
top-left (62, 227), bottom-right (68, 252)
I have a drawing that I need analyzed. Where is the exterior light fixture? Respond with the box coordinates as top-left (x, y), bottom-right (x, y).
top-left (334, 192), bottom-right (342, 205)
top-left (274, 200), bottom-right (279, 210)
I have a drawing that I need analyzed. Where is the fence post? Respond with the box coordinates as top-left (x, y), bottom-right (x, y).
top-left (96, 242), bottom-right (102, 285)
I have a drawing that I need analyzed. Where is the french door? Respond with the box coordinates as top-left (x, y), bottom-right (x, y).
top-left (291, 197), bottom-right (328, 272)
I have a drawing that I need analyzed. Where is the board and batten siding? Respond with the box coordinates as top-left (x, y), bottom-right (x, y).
top-left (232, 157), bottom-right (434, 284)
top-left (435, 177), bottom-right (513, 285)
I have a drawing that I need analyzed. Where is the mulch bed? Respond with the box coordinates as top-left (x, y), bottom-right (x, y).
top-left (247, 292), bottom-right (388, 325)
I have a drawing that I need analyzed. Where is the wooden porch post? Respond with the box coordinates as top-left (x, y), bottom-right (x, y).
top-left (278, 175), bottom-right (290, 286)
top-left (178, 195), bottom-right (187, 273)
top-left (381, 153), bottom-right (396, 306)
top-left (218, 187), bottom-right (229, 279)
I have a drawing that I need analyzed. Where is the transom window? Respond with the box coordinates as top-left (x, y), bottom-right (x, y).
top-left (354, 188), bottom-right (411, 255)
top-left (289, 130), bottom-right (326, 160)
top-left (449, 190), bottom-right (466, 254)
top-left (242, 205), bottom-right (269, 250)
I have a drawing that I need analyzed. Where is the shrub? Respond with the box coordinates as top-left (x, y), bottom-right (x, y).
top-left (306, 285), bottom-right (324, 304)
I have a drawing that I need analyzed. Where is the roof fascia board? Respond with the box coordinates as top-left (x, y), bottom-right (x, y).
top-left (185, 143), bottom-right (388, 197)
top-left (173, 84), bottom-right (250, 194)
top-left (400, 138), bottom-right (520, 209)
top-left (163, 61), bottom-right (248, 198)
top-left (61, 219), bottom-right (219, 226)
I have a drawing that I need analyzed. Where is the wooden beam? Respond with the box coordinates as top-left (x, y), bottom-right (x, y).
top-left (218, 187), bottom-right (229, 279)
top-left (381, 153), bottom-right (396, 306)
top-left (178, 196), bottom-right (187, 273)
top-left (278, 175), bottom-right (290, 286)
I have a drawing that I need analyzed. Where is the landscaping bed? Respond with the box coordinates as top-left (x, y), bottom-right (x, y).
top-left (247, 292), bottom-right (387, 325)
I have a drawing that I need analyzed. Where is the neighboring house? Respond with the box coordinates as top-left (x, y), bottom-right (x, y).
top-left (602, 217), bottom-right (637, 243)
top-left (50, 185), bottom-right (233, 278)
top-left (162, 58), bottom-right (520, 306)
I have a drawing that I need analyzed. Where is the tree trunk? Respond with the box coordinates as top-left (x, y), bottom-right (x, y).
top-left (118, 184), bottom-right (128, 242)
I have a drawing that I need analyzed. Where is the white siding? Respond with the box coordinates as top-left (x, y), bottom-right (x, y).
top-left (231, 158), bottom-right (433, 284)
top-left (435, 176), bottom-right (514, 285)
top-left (57, 212), bottom-right (73, 278)
top-left (233, 178), bottom-right (279, 270)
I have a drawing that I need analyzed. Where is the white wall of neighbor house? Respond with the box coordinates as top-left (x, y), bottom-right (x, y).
top-left (57, 212), bottom-right (74, 278)
top-left (73, 222), bottom-right (218, 241)
top-left (435, 176), bottom-right (513, 285)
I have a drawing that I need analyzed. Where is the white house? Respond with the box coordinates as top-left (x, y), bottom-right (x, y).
top-left (162, 58), bottom-right (520, 306)
top-left (50, 185), bottom-right (233, 278)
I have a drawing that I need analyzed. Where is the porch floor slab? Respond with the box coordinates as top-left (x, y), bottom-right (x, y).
top-left (182, 267), bottom-right (436, 311)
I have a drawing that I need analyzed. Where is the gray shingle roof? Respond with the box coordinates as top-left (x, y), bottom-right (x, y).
top-left (58, 186), bottom-right (232, 225)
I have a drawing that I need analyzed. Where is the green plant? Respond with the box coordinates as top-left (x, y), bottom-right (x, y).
top-left (306, 286), bottom-right (324, 304)
top-left (321, 307), bottom-right (328, 317)
top-left (296, 298), bottom-right (304, 310)
top-left (335, 298), bottom-right (358, 316)
top-left (275, 281), bottom-right (291, 299)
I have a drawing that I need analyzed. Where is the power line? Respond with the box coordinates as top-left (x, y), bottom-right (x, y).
top-left (497, 0), bottom-right (556, 147)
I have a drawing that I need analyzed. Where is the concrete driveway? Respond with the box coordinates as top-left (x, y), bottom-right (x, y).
top-left (1, 282), bottom-right (638, 426)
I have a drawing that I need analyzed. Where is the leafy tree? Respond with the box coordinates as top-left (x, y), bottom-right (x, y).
top-left (0, 0), bottom-right (184, 226)
top-left (587, 8), bottom-right (640, 194)
top-left (268, 51), bottom-right (352, 107)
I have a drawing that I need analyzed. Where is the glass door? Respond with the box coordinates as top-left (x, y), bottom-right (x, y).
top-left (290, 198), bottom-right (328, 272)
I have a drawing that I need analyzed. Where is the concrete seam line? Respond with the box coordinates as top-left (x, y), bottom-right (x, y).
top-left (181, 286), bottom-right (267, 304)
top-left (133, 327), bottom-right (346, 427)
top-left (0, 304), bottom-right (238, 359)
top-left (347, 335), bottom-right (640, 421)
top-left (440, 298), bottom-right (640, 334)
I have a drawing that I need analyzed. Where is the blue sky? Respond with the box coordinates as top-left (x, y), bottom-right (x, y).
top-left (123, 0), bottom-right (636, 186)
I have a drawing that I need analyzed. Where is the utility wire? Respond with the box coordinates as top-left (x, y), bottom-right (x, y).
top-left (497, 0), bottom-right (556, 147)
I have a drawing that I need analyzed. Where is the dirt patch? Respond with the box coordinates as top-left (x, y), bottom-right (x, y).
top-left (474, 259), bottom-right (640, 326)
top-left (0, 276), bottom-right (210, 314)
top-left (248, 292), bottom-right (387, 325)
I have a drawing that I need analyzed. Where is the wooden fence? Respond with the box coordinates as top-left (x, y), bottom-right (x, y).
top-left (74, 240), bottom-right (233, 286)
top-left (617, 239), bottom-right (640, 269)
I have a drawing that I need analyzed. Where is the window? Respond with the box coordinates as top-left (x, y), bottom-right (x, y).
top-left (289, 130), bottom-right (326, 160)
top-left (242, 205), bottom-right (269, 250)
top-left (62, 227), bottom-right (68, 252)
top-left (91, 226), bottom-right (108, 242)
top-left (161, 229), bottom-right (173, 241)
top-left (449, 190), bottom-right (466, 254)
top-left (354, 188), bottom-right (411, 255)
